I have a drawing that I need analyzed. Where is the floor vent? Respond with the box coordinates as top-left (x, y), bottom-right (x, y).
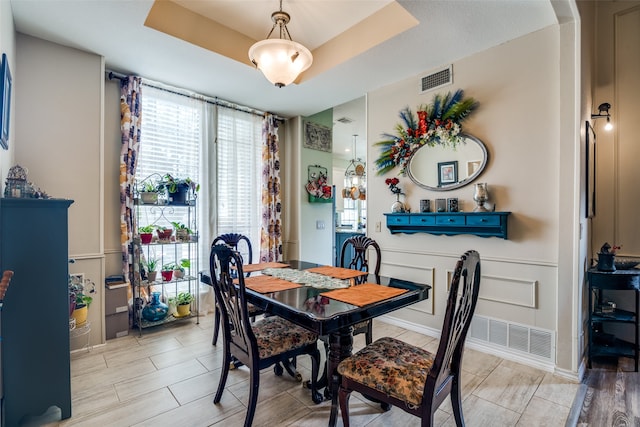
top-left (469, 315), bottom-right (555, 362)
top-left (419, 65), bottom-right (452, 94)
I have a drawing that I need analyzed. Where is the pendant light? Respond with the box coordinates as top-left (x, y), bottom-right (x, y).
top-left (343, 135), bottom-right (366, 200)
top-left (248, 0), bottom-right (313, 88)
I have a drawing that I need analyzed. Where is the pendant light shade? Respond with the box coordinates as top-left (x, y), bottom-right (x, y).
top-left (249, 2), bottom-right (313, 88)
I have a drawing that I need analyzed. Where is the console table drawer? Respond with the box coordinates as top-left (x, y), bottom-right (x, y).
top-left (435, 215), bottom-right (465, 226)
top-left (387, 215), bottom-right (410, 225)
top-left (409, 215), bottom-right (436, 226)
top-left (466, 215), bottom-right (500, 226)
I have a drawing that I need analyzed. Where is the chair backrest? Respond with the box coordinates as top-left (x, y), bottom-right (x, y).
top-left (213, 233), bottom-right (253, 275)
top-left (209, 244), bottom-right (257, 365)
top-left (425, 250), bottom-right (481, 404)
top-left (340, 235), bottom-right (381, 284)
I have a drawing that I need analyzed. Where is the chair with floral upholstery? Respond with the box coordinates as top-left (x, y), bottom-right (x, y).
top-left (340, 235), bottom-right (381, 344)
top-left (210, 233), bottom-right (264, 346)
top-left (209, 244), bottom-right (323, 426)
top-left (337, 250), bottom-right (481, 427)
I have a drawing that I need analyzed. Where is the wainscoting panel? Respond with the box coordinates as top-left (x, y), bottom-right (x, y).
top-left (446, 270), bottom-right (537, 309)
top-left (381, 261), bottom-right (434, 314)
top-left (481, 274), bottom-right (537, 308)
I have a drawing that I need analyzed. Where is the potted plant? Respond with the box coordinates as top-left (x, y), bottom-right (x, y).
top-left (175, 291), bottom-right (193, 317)
top-left (161, 262), bottom-right (176, 281)
top-left (139, 225), bottom-right (155, 244)
top-left (69, 276), bottom-right (95, 327)
top-left (159, 174), bottom-right (200, 205)
top-left (143, 256), bottom-right (159, 282)
top-left (167, 296), bottom-right (177, 316)
top-left (156, 225), bottom-right (173, 241)
top-left (139, 181), bottom-right (160, 205)
top-left (171, 221), bottom-right (193, 242)
top-left (173, 258), bottom-right (191, 279)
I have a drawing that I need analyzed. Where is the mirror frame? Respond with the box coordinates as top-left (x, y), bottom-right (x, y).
top-left (406, 133), bottom-right (488, 191)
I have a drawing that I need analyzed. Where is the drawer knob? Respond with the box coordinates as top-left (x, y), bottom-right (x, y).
top-left (448, 218), bottom-right (454, 222)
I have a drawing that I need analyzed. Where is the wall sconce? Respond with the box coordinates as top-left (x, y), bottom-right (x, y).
top-left (591, 102), bottom-right (613, 131)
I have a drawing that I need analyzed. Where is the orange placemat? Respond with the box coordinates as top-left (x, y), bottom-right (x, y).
top-left (321, 283), bottom-right (408, 307)
top-left (244, 275), bottom-right (301, 294)
top-left (306, 265), bottom-right (369, 280)
top-left (242, 262), bottom-right (290, 273)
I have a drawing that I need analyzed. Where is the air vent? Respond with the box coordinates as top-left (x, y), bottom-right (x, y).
top-left (469, 315), bottom-right (555, 362)
top-left (419, 65), bottom-right (453, 94)
top-left (336, 117), bottom-right (353, 124)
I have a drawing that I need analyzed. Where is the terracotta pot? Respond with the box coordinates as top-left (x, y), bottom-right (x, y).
top-left (156, 228), bottom-right (173, 241)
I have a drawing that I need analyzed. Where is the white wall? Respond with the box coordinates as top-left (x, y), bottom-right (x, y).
top-left (15, 34), bottom-right (105, 348)
top-left (0, 0), bottom-right (16, 187)
top-left (590, 0), bottom-right (640, 346)
top-left (367, 25), bottom-right (581, 372)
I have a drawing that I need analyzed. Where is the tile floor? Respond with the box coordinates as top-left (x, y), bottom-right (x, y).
top-left (24, 315), bottom-right (581, 426)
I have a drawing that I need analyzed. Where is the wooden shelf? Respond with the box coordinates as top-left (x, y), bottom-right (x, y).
top-left (384, 212), bottom-right (511, 239)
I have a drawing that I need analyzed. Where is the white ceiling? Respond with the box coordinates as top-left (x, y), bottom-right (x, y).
top-left (9, 0), bottom-right (560, 158)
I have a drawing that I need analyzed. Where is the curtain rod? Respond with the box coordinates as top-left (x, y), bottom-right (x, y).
top-left (106, 70), bottom-right (284, 122)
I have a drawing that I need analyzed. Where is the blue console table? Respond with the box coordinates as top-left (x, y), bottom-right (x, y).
top-left (384, 212), bottom-right (511, 239)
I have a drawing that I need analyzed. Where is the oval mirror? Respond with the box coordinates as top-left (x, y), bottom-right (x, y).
top-left (406, 133), bottom-right (488, 191)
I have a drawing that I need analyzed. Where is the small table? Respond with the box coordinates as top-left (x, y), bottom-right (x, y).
top-left (70, 321), bottom-right (92, 352)
top-left (587, 268), bottom-right (640, 371)
top-left (241, 261), bottom-right (431, 427)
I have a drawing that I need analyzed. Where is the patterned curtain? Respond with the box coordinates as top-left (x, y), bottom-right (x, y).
top-left (119, 76), bottom-right (142, 282)
top-left (259, 114), bottom-right (282, 262)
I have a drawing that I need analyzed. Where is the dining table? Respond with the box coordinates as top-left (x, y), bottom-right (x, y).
top-left (201, 260), bottom-right (431, 427)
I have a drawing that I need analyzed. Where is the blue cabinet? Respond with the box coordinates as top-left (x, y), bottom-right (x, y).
top-left (0, 198), bottom-right (73, 425)
top-left (335, 231), bottom-right (364, 266)
top-left (384, 212), bottom-right (511, 239)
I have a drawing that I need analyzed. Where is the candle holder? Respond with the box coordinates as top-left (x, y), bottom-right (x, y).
top-left (473, 183), bottom-right (489, 212)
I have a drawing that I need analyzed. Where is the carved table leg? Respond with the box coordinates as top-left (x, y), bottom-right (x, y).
top-left (328, 327), bottom-right (353, 427)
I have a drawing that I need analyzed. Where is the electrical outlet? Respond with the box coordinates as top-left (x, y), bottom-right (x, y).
top-left (316, 220), bottom-right (325, 230)
top-left (375, 221), bottom-right (381, 232)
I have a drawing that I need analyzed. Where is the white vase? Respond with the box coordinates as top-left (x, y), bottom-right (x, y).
top-left (391, 194), bottom-right (405, 213)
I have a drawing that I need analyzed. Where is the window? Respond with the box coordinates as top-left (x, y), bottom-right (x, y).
top-left (216, 107), bottom-right (263, 261)
top-left (136, 84), bottom-right (264, 263)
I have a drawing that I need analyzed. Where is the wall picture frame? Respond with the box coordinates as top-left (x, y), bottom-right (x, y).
top-left (438, 161), bottom-right (458, 187)
top-left (304, 121), bottom-right (332, 152)
top-left (585, 121), bottom-right (596, 218)
top-left (0, 53), bottom-right (12, 150)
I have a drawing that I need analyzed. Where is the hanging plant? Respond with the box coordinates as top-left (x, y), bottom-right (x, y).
top-left (374, 89), bottom-right (478, 175)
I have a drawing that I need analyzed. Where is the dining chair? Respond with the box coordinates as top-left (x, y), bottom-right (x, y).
top-left (340, 235), bottom-right (381, 344)
top-left (211, 233), bottom-right (263, 346)
top-left (209, 244), bottom-right (323, 426)
top-left (337, 250), bottom-right (481, 427)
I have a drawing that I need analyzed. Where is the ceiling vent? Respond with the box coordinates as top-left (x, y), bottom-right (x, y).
top-left (336, 117), bottom-right (353, 124)
top-left (419, 65), bottom-right (453, 94)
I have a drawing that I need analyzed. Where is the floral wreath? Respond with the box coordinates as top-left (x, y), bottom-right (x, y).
top-left (374, 89), bottom-right (478, 175)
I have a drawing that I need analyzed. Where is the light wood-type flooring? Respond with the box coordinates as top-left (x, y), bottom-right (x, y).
top-left (22, 315), bottom-right (583, 427)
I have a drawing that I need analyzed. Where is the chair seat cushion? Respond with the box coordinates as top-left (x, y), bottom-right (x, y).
top-left (337, 336), bottom-right (434, 407)
top-left (253, 316), bottom-right (318, 359)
